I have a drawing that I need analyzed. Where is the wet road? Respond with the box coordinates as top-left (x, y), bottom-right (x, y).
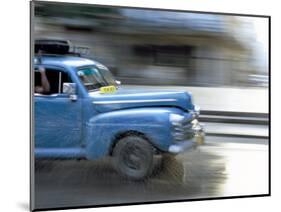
top-left (34, 135), bottom-right (269, 209)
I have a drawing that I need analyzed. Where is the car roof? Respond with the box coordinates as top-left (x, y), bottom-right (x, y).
top-left (34, 54), bottom-right (97, 69)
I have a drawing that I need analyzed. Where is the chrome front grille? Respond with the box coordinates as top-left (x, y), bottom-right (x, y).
top-left (172, 118), bottom-right (195, 142)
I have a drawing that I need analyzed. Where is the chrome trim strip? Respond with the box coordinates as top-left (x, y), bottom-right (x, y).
top-left (93, 99), bottom-right (177, 104)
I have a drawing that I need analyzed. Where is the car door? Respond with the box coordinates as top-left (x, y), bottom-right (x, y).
top-left (34, 66), bottom-right (82, 150)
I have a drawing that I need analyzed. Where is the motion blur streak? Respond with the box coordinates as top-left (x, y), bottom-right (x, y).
top-left (34, 2), bottom-right (268, 88)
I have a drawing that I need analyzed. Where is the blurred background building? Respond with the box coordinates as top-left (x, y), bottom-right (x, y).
top-left (33, 2), bottom-right (268, 87)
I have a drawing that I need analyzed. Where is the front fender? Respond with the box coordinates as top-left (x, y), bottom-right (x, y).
top-left (84, 107), bottom-right (184, 160)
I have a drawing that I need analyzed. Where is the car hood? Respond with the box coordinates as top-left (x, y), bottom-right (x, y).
top-left (89, 87), bottom-right (194, 113)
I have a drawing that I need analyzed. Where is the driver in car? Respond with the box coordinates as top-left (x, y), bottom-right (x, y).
top-left (35, 66), bottom-right (50, 94)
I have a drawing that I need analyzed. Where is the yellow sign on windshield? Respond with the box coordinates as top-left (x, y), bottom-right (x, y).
top-left (99, 85), bottom-right (117, 94)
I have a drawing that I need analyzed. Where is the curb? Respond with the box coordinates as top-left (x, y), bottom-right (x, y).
top-left (205, 132), bottom-right (268, 139)
top-left (200, 110), bottom-right (269, 125)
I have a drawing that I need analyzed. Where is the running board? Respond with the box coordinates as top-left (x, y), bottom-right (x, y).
top-left (35, 147), bottom-right (86, 159)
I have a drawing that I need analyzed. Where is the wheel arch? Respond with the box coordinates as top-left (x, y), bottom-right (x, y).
top-left (109, 130), bottom-right (157, 156)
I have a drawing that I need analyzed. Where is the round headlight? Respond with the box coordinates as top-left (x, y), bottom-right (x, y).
top-left (194, 105), bottom-right (200, 114)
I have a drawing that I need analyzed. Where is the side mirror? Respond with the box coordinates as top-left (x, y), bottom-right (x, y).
top-left (63, 82), bottom-right (76, 94)
top-left (63, 83), bottom-right (77, 101)
top-left (115, 80), bottom-right (121, 86)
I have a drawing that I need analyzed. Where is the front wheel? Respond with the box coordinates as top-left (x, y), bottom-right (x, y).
top-left (112, 135), bottom-right (154, 180)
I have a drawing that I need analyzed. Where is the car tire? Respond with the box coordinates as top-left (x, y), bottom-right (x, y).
top-left (112, 135), bottom-right (154, 180)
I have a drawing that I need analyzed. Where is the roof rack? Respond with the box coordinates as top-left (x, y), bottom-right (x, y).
top-left (35, 39), bottom-right (90, 57)
top-left (70, 46), bottom-right (90, 56)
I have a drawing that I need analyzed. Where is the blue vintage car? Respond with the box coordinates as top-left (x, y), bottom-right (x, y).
top-left (34, 40), bottom-right (204, 180)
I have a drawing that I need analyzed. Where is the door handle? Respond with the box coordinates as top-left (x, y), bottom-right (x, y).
top-left (69, 94), bottom-right (78, 101)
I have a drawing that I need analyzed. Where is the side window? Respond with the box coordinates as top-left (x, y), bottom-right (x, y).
top-left (34, 67), bottom-right (72, 95)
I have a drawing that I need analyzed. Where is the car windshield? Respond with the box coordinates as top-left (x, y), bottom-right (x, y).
top-left (77, 65), bottom-right (117, 91)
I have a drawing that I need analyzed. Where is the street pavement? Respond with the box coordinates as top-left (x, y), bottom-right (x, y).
top-left (34, 135), bottom-right (269, 210)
